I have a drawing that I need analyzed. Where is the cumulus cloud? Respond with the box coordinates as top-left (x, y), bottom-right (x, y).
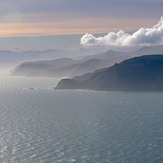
top-left (80, 17), bottom-right (163, 47)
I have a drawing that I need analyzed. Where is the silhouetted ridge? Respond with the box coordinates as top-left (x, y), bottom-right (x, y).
top-left (11, 50), bottom-right (127, 77)
top-left (56, 55), bottom-right (163, 91)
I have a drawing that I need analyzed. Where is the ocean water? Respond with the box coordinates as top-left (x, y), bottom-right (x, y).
top-left (0, 76), bottom-right (163, 163)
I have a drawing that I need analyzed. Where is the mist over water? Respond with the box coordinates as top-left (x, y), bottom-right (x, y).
top-left (0, 76), bottom-right (163, 162)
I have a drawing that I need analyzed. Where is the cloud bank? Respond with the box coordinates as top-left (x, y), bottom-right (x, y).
top-left (81, 17), bottom-right (163, 47)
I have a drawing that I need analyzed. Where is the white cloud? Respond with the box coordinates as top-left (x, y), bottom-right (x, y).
top-left (80, 17), bottom-right (163, 47)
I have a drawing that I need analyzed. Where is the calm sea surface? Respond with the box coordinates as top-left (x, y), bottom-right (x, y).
top-left (0, 75), bottom-right (163, 163)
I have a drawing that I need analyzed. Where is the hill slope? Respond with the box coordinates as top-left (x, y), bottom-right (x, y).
top-left (56, 55), bottom-right (163, 91)
top-left (11, 50), bottom-right (127, 77)
top-left (11, 45), bottom-right (163, 78)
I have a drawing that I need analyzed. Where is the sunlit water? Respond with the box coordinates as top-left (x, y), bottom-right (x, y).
top-left (0, 75), bottom-right (163, 163)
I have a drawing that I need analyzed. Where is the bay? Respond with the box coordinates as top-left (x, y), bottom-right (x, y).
top-left (0, 75), bottom-right (163, 163)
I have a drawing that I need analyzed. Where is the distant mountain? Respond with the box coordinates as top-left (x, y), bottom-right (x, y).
top-left (11, 49), bottom-right (129, 77)
top-left (11, 58), bottom-right (79, 77)
top-left (134, 45), bottom-right (163, 56)
top-left (11, 58), bottom-right (113, 77)
top-left (83, 50), bottom-right (126, 60)
top-left (56, 55), bottom-right (163, 91)
top-left (0, 49), bottom-right (71, 74)
top-left (55, 59), bottom-right (105, 77)
top-left (0, 49), bottom-right (64, 63)
top-left (10, 45), bottom-right (163, 78)
top-left (83, 45), bottom-right (163, 60)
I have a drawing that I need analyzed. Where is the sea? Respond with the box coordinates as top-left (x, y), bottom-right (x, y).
top-left (0, 75), bottom-right (163, 163)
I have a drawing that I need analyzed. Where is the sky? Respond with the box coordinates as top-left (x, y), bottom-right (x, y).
top-left (81, 16), bottom-right (163, 47)
top-left (0, 0), bottom-right (162, 36)
top-left (0, 0), bottom-right (162, 51)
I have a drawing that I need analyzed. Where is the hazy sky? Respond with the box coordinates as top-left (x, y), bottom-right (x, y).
top-left (0, 0), bottom-right (162, 51)
top-left (0, 0), bottom-right (162, 36)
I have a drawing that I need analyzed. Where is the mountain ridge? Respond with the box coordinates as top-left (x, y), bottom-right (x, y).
top-left (10, 45), bottom-right (163, 78)
top-left (56, 55), bottom-right (163, 91)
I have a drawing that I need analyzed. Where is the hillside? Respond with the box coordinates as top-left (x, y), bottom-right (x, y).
top-left (11, 50), bottom-right (127, 77)
top-left (56, 55), bottom-right (163, 91)
top-left (11, 45), bottom-right (163, 78)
